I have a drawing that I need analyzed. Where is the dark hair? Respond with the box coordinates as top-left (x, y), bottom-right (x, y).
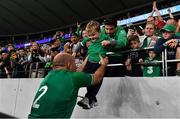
top-left (9, 49), bottom-right (16, 54)
top-left (128, 25), bottom-right (137, 31)
top-left (7, 43), bottom-right (14, 47)
top-left (128, 35), bottom-right (140, 44)
top-left (18, 48), bottom-right (25, 51)
top-left (71, 32), bottom-right (78, 37)
top-left (51, 33), bottom-right (62, 44)
top-left (50, 47), bottom-right (59, 52)
top-left (104, 18), bottom-right (117, 27)
top-left (0, 50), bottom-right (8, 54)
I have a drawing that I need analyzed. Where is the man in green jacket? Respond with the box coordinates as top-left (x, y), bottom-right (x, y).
top-left (101, 18), bottom-right (127, 76)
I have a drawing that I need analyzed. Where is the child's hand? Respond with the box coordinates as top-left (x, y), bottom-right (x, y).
top-left (102, 40), bottom-right (110, 47)
top-left (139, 59), bottom-right (143, 64)
top-left (165, 39), bottom-right (178, 49)
top-left (125, 59), bottom-right (132, 71)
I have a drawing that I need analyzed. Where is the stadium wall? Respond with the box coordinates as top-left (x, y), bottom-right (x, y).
top-left (0, 77), bottom-right (180, 118)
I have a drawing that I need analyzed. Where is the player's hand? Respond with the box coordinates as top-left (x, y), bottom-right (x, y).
top-left (99, 55), bottom-right (108, 66)
top-left (102, 40), bottom-right (110, 47)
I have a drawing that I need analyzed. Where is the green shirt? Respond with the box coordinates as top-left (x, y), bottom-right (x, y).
top-left (29, 69), bottom-right (93, 118)
top-left (143, 57), bottom-right (161, 77)
top-left (101, 26), bottom-right (127, 49)
top-left (81, 37), bottom-right (108, 63)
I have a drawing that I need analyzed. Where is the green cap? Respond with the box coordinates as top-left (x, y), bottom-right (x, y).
top-left (161, 24), bottom-right (176, 33)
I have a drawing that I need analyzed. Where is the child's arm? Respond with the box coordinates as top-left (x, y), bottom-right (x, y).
top-left (165, 39), bottom-right (179, 49)
top-left (139, 58), bottom-right (144, 70)
top-left (125, 58), bottom-right (132, 71)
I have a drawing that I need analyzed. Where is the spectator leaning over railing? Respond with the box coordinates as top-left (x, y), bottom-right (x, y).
top-left (101, 18), bottom-right (127, 77)
top-left (125, 35), bottom-right (143, 76)
top-left (154, 24), bottom-right (180, 76)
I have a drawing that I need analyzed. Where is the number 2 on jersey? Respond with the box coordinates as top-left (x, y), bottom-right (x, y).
top-left (33, 85), bottom-right (48, 109)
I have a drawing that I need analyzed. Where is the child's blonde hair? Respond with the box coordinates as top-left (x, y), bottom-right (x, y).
top-left (85, 20), bottom-right (100, 34)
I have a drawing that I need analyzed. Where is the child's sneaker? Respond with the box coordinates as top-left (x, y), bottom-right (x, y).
top-left (77, 97), bottom-right (91, 109)
top-left (90, 100), bottom-right (98, 108)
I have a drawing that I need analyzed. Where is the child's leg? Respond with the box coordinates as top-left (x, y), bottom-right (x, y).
top-left (85, 78), bottom-right (103, 102)
top-left (77, 61), bottom-right (101, 109)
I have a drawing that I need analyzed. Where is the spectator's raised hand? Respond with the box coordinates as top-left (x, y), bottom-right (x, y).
top-left (153, 1), bottom-right (157, 10)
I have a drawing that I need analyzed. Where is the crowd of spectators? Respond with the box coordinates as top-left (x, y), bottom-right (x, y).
top-left (0, 1), bottom-right (180, 78)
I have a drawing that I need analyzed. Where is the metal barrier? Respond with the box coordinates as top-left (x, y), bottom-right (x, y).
top-left (0, 47), bottom-right (179, 78)
top-left (107, 46), bottom-right (180, 77)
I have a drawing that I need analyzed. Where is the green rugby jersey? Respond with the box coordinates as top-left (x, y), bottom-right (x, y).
top-left (29, 69), bottom-right (92, 118)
